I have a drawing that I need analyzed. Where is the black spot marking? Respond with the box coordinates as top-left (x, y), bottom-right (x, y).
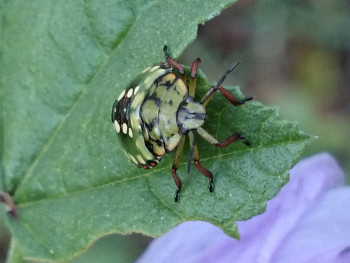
top-left (154, 75), bottom-right (164, 86)
top-left (155, 98), bottom-right (161, 107)
top-left (144, 122), bottom-right (153, 131)
top-left (165, 81), bottom-right (174, 90)
top-left (144, 93), bottom-right (162, 108)
top-left (184, 112), bottom-right (206, 120)
top-left (195, 113), bottom-right (206, 120)
top-left (169, 100), bottom-right (173, 106)
top-left (145, 140), bottom-right (154, 151)
top-left (151, 117), bottom-right (158, 127)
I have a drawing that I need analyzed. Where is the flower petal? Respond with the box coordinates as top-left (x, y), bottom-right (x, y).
top-left (271, 187), bottom-right (350, 263)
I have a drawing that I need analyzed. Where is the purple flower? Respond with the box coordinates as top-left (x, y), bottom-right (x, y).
top-left (137, 153), bottom-right (350, 263)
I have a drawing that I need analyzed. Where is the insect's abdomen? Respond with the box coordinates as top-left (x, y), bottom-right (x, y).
top-left (112, 65), bottom-right (171, 169)
top-left (140, 72), bottom-right (188, 155)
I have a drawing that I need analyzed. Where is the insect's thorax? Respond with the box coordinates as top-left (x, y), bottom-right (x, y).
top-left (140, 69), bottom-right (206, 155)
top-left (177, 97), bottom-right (206, 133)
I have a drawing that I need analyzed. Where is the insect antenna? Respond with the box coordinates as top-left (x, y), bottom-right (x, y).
top-left (216, 62), bottom-right (240, 87)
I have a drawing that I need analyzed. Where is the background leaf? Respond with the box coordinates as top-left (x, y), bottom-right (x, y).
top-left (0, 0), bottom-right (311, 262)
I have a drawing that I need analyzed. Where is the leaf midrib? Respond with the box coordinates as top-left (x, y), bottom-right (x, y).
top-left (15, 136), bottom-right (307, 207)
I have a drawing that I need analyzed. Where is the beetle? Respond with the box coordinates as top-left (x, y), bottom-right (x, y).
top-left (111, 45), bottom-right (252, 202)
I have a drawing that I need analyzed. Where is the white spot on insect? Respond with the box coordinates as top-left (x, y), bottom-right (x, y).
top-left (134, 85), bottom-right (140, 94)
top-left (136, 154), bottom-right (146, 164)
top-left (149, 65), bottom-right (160, 72)
top-left (127, 88), bottom-right (133, 98)
top-left (122, 123), bottom-right (128, 134)
top-left (117, 90), bottom-right (126, 101)
top-left (114, 120), bottom-right (120, 133)
top-left (142, 66), bottom-right (151, 73)
top-left (128, 128), bottom-right (133, 138)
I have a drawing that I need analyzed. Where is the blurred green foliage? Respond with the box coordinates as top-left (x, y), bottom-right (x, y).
top-left (182, 0), bottom-right (350, 179)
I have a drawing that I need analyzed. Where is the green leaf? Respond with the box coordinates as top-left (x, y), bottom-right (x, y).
top-left (5, 238), bottom-right (23, 263)
top-left (0, 0), bottom-right (311, 262)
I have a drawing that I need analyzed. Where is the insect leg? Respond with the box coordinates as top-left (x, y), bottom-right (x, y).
top-left (163, 45), bottom-right (186, 83)
top-left (200, 62), bottom-right (252, 106)
top-left (188, 58), bottom-right (201, 97)
top-left (197, 127), bottom-right (251, 147)
top-left (188, 131), bottom-right (214, 193)
top-left (171, 136), bottom-right (186, 202)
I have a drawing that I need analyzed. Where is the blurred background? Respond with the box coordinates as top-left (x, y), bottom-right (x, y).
top-left (1, 0), bottom-right (349, 262)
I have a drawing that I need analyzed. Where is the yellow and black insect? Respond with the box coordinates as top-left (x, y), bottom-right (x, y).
top-left (111, 45), bottom-right (252, 202)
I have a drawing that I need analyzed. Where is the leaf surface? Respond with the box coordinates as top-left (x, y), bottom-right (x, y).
top-left (0, 0), bottom-right (311, 261)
